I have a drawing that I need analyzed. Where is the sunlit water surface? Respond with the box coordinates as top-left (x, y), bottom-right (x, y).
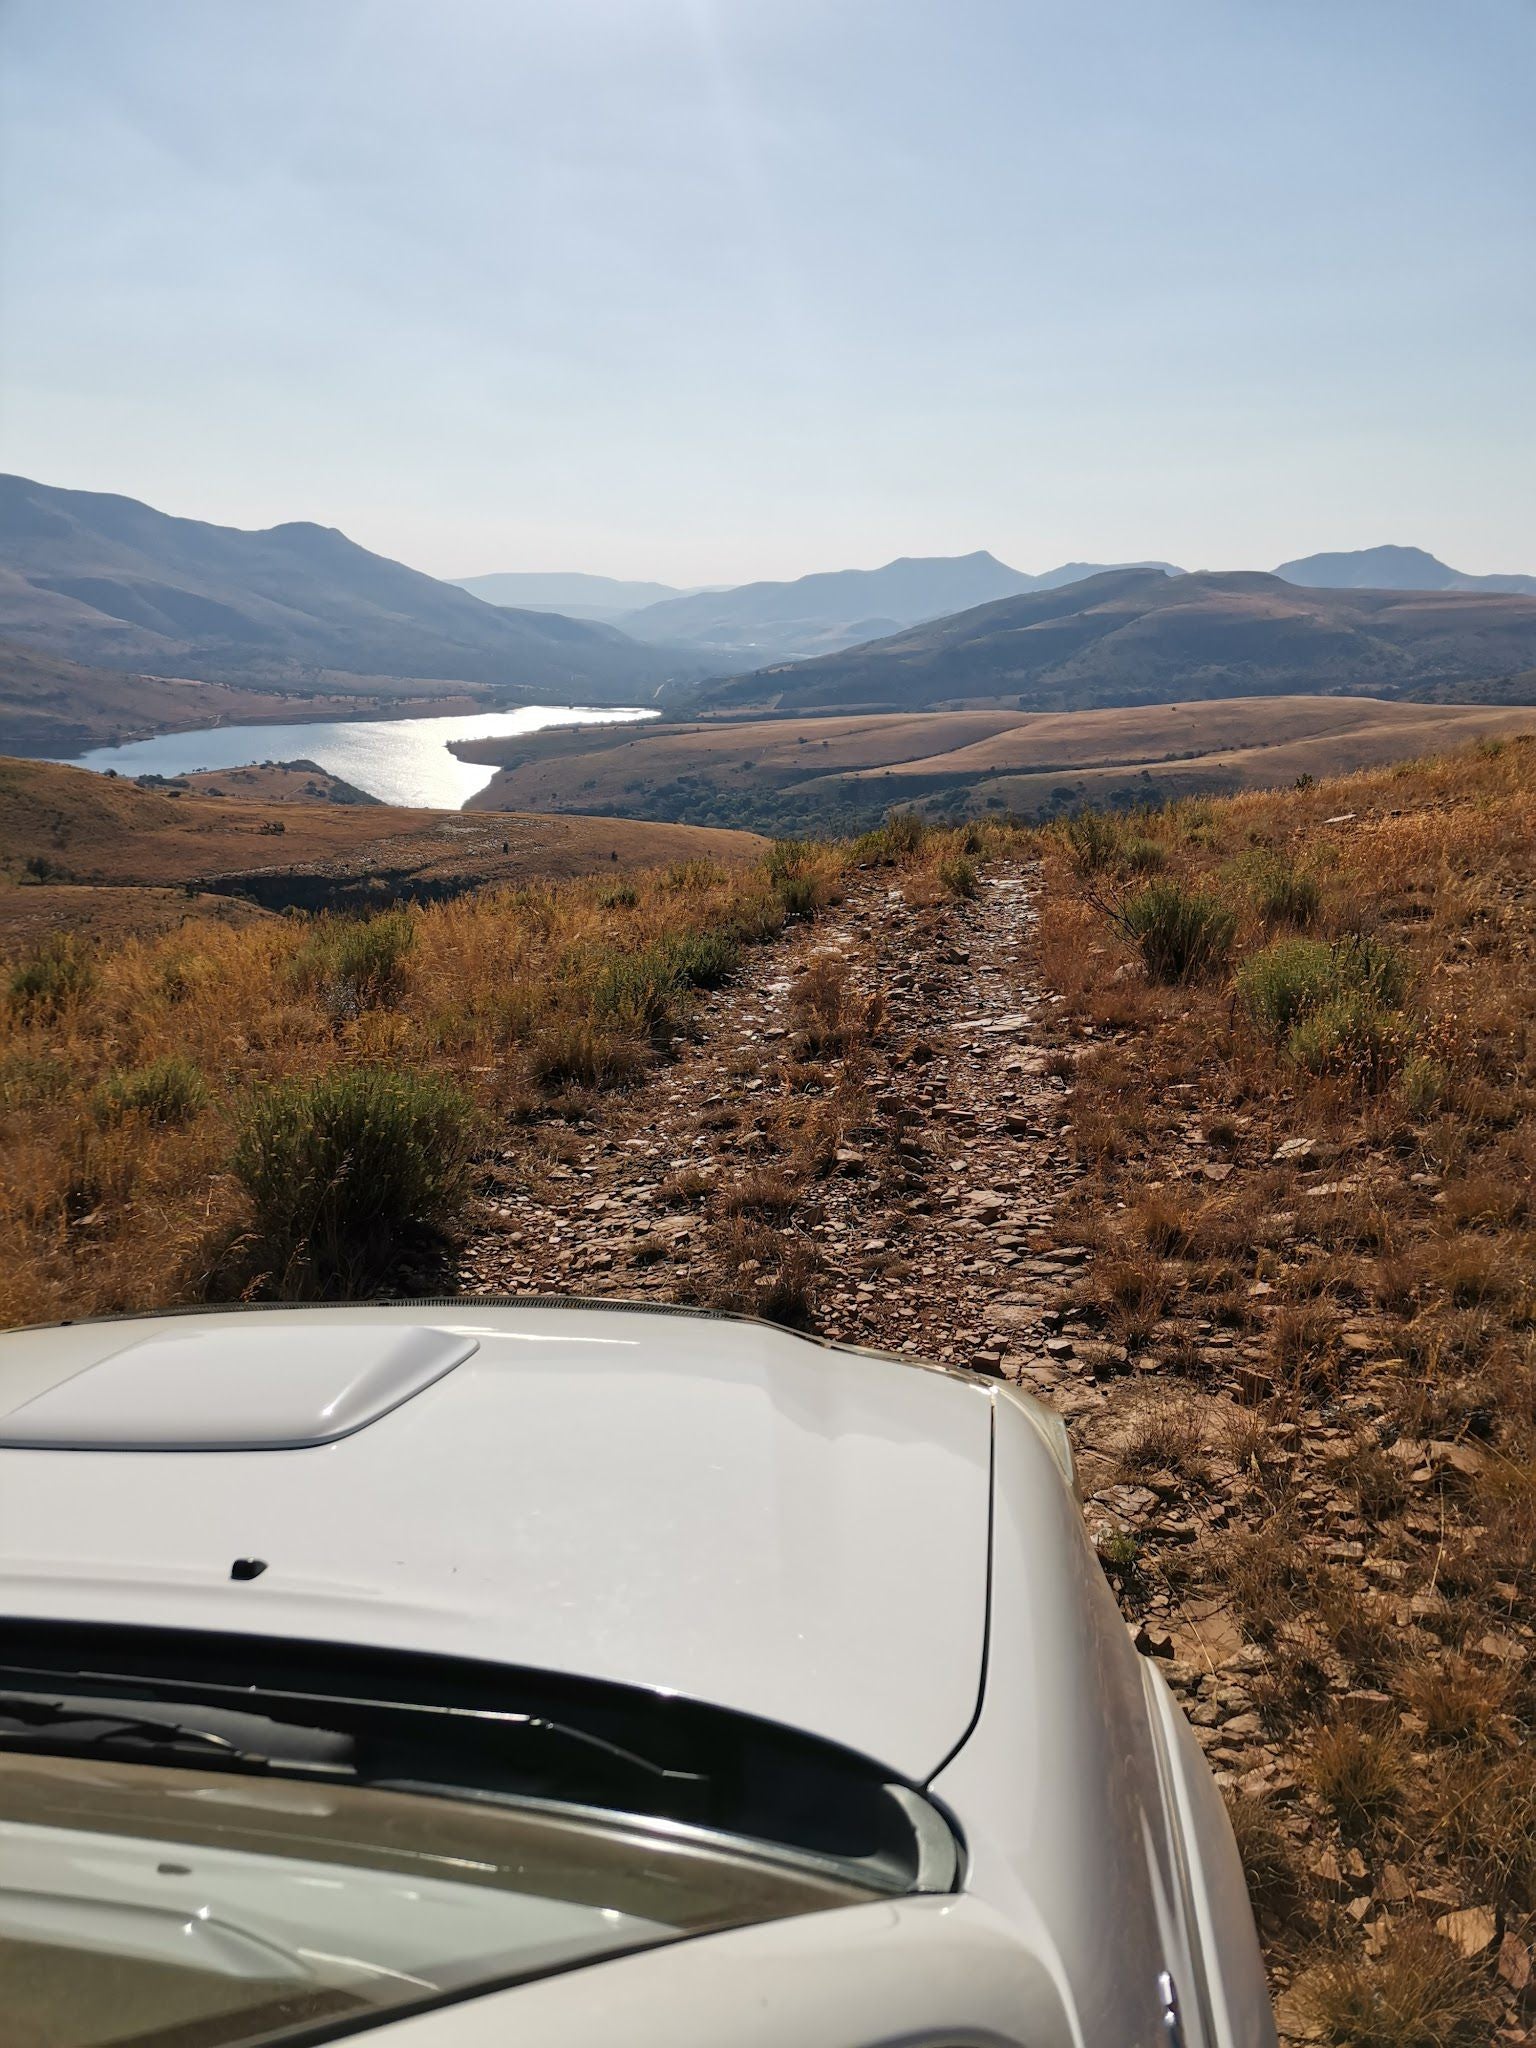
top-left (66, 704), bottom-right (659, 810)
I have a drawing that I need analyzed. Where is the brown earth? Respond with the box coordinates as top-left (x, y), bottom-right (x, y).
top-left (0, 884), bottom-right (280, 954)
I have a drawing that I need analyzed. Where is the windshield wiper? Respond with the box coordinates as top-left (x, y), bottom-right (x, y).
top-left (0, 1688), bottom-right (703, 1791)
top-left (0, 1691), bottom-right (354, 1773)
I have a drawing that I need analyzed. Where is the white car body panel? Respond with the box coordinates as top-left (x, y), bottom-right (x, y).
top-left (0, 1306), bottom-right (990, 1781)
top-left (361, 1895), bottom-right (1077, 2048)
top-left (0, 1301), bottom-right (1276, 2047)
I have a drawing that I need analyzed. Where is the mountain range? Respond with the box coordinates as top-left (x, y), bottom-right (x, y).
top-left (451, 570), bottom-right (708, 622)
top-left (3, 475), bottom-right (1533, 750)
top-left (455, 552), bottom-right (1182, 661)
top-left (0, 476), bottom-right (703, 700)
top-left (454, 546), bottom-right (1536, 666)
top-left (681, 567), bottom-right (1536, 718)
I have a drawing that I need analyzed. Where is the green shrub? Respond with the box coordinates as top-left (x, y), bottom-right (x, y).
top-left (1337, 934), bottom-right (1411, 1010)
top-left (1399, 1053), bottom-right (1449, 1117)
top-left (292, 910), bottom-right (415, 1014)
top-left (8, 934), bottom-right (96, 1014)
top-left (1120, 834), bottom-right (1167, 875)
top-left (775, 874), bottom-right (821, 919)
top-left (231, 1066), bottom-right (474, 1289)
top-left (725, 888), bottom-right (789, 944)
top-left (935, 854), bottom-right (978, 899)
top-left (1063, 809), bottom-right (1124, 875)
top-left (1236, 937), bottom-right (1338, 1037)
top-left (0, 1050), bottom-right (74, 1108)
top-left (588, 928), bottom-right (741, 1036)
top-left (94, 1055), bottom-right (207, 1128)
top-left (850, 811), bottom-right (927, 865)
top-left (1120, 881), bottom-right (1237, 982)
top-left (663, 928), bottom-right (740, 990)
top-left (1287, 995), bottom-right (1414, 1089)
top-left (588, 947), bottom-right (680, 1034)
top-left (1250, 857), bottom-right (1321, 926)
top-left (1238, 935), bottom-right (1410, 1044)
top-left (765, 840), bottom-right (828, 920)
top-left (527, 1021), bottom-right (648, 1091)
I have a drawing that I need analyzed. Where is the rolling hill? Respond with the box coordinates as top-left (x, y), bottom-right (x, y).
top-left (0, 476), bottom-right (702, 700)
top-left (0, 755), bottom-right (767, 942)
top-left (1274, 543), bottom-right (1536, 595)
top-left (455, 694), bottom-right (1536, 833)
top-left (621, 552), bottom-right (1180, 660)
top-left (678, 567), bottom-right (1536, 717)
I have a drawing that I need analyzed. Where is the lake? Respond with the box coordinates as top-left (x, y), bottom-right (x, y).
top-left (65, 703), bottom-right (659, 810)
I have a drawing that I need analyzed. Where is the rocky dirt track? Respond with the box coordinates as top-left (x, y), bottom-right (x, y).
top-left (459, 865), bottom-right (1089, 1369)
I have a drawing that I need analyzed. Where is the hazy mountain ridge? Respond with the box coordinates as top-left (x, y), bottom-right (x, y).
top-left (451, 570), bottom-right (706, 622)
top-left (679, 567), bottom-right (1536, 717)
top-left (615, 551), bottom-right (1182, 659)
top-left (0, 476), bottom-right (701, 700)
top-left (1275, 543), bottom-right (1536, 595)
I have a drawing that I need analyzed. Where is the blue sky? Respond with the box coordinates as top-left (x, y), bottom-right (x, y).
top-left (2, 0), bottom-right (1532, 583)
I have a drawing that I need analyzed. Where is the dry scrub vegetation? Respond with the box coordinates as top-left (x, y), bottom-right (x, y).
top-left (6, 727), bottom-right (1535, 2039)
top-left (0, 817), bottom-right (981, 1321)
top-left (1035, 737), bottom-right (1536, 2040)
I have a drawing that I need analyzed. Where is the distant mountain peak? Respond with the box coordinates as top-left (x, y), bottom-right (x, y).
top-left (1275, 544), bottom-right (1536, 596)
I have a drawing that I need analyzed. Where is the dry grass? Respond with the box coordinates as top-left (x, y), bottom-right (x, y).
top-left (0, 847), bottom-right (826, 1325)
top-left (0, 810), bottom-right (973, 1327)
top-left (1299, 1928), bottom-right (1499, 2048)
top-left (1033, 736), bottom-right (1536, 2023)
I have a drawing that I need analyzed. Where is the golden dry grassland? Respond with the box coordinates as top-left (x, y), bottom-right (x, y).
top-left (1032, 736), bottom-right (1536, 2040)
top-left (0, 820), bottom-right (902, 1322)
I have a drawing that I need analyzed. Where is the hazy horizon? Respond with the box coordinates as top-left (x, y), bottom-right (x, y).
top-left (3, 0), bottom-right (1532, 586)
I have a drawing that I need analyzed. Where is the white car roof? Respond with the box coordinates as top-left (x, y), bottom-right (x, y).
top-left (0, 1304), bottom-right (992, 1781)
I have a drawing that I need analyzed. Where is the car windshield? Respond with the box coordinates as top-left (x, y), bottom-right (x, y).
top-left (0, 1626), bottom-right (952, 2048)
top-left (1, 1751), bottom-right (871, 2048)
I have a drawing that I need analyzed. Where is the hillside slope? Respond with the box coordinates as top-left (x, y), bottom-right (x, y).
top-left (683, 567), bottom-right (1536, 716)
top-left (4, 750), bottom-right (1533, 2029)
top-left (0, 756), bottom-right (767, 932)
top-left (0, 475), bottom-right (698, 698)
